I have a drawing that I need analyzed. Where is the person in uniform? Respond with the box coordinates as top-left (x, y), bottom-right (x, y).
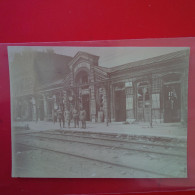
top-left (64, 108), bottom-right (71, 128)
top-left (57, 109), bottom-right (64, 128)
top-left (53, 109), bottom-right (57, 124)
top-left (79, 107), bottom-right (86, 129)
top-left (72, 107), bottom-right (79, 128)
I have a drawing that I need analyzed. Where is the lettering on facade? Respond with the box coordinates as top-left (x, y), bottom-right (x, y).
top-left (125, 81), bottom-right (132, 87)
top-left (82, 88), bottom-right (89, 95)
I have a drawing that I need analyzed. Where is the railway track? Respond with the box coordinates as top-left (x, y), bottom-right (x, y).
top-left (18, 133), bottom-right (186, 158)
top-left (15, 130), bottom-right (186, 149)
top-left (15, 142), bottom-right (174, 178)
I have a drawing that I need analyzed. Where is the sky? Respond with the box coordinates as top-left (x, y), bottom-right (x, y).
top-left (8, 46), bottom-right (189, 68)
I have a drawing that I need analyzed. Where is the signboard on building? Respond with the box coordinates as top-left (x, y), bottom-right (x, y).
top-left (82, 88), bottom-right (89, 95)
top-left (125, 81), bottom-right (132, 87)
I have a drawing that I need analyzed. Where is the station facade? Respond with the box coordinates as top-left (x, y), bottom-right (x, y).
top-left (12, 49), bottom-right (189, 125)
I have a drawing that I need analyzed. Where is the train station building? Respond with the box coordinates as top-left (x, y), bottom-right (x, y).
top-left (11, 48), bottom-right (189, 125)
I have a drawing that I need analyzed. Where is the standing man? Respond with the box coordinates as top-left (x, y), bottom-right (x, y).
top-left (79, 107), bottom-right (86, 129)
top-left (58, 109), bottom-right (64, 128)
top-left (72, 107), bottom-right (79, 128)
top-left (64, 108), bottom-right (71, 128)
top-left (53, 109), bottom-right (57, 124)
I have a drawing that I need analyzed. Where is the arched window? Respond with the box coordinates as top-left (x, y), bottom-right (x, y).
top-left (75, 71), bottom-right (88, 84)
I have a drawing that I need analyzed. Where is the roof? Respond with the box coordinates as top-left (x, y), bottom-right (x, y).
top-left (38, 78), bottom-right (65, 90)
top-left (38, 49), bottom-right (189, 91)
top-left (108, 49), bottom-right (189, 73)
top-left (68, 51), bottom-right (99, 67)
top-left (94, 66), bottom-right (111, 73)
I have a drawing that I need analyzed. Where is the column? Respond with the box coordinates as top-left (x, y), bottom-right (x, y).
top-left (43, 94), bottom-right (48, 121)
top-left (111, 85), bottom-right (116, 122)
top-left (70, 68), bottom-right (74, 86)
top-left (90, 85), bottom-right (96, 123)
top-left (63, 91), bottom-right (68, 110)
top-left (53, 94), bottom-right (58, 110)
top-left (110, 84), bottom-right (114, 122)
top-left (181, 69), bottom-right (188, 126)
top-left (89, 67), bottom-right (96, 123)
top-left (27, 98), bottom-right (32, 121)
top-left (102, 86), bottom-right (108, 124)
top-left (31, 96), bottom-right (36, 121)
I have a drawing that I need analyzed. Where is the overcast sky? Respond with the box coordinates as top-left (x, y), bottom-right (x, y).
top-left (8, 46), bottom-right (188, 68)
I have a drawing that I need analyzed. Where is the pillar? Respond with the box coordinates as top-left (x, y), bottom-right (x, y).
top-left (27, 98), bottom-right (32, 121)
top-left (110, 84), bottom-right (115, 122)
top-left (181, 69), bottom-right (188, 126)
top-left (90, 85), bottom-right (96, 123)
top-left (111, 85), bottom-right (116, 122)
top-left (89, 67), bottom-right (96, 123)
top-left (102, 86), bottom-right (108, 124)
top-left (43, 94), bottom-right (48, 121)
top-left (31, 96), bottom-right (36, 121)
top-left (63, 91), bottom-right (68, 110)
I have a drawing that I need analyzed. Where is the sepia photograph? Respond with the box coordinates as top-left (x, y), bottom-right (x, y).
top-left (8, 46), bottom-right (189, 178)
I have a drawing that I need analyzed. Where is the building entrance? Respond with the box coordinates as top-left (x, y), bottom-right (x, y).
top-left (37, 99), bottom-right (44, 121)
top-left (136, 81), bottom-right (151, 122)
top-left (82, 94), bottom-right (90, 121)
top-left (115, 90), bottom-right (126, 122)
top-left (164, 83), bottom-right (181, 123)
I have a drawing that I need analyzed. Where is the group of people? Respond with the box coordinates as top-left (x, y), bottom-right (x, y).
top-left (53, 106), bottom-right (87, 129)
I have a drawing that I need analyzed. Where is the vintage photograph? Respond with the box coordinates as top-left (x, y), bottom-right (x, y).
top-left (8, 46), bottom-right (189, 178)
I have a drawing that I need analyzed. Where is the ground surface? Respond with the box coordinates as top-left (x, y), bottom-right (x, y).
top-left (12, 121), bottom-right (187, 178)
